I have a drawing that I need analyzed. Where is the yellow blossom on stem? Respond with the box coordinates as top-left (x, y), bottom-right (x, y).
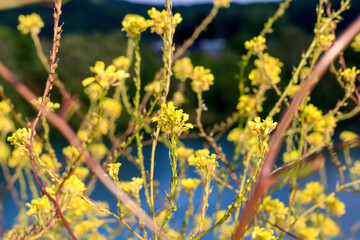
top-left (214, 0), bottom-right (232, 8)
top-left (190, 66), bottom-right (215, 93)
top-left (318, 34), bottom-right (335, 50)
top-left (7, 128), bottom-right (35, 154)
top-left (152, 101), bottom-right (193, 136)
top-left (248, 53), bottom-right (283, 86)
top-left (325, 195), bottom-right (346, 217)
top-left (283, 150), bottom-right (299, 163)
top-left (63, 175), bottom-right (86, 195)
top-left (84, 83), bottom-right (102, 101)
top-left (176, 146), bottom-right (194, 161)
top-left (121, 14), bottom-right (149, 38)
top-left (82, 61), bottom-right (130, 90)
top-left (251, 226), bottom-right (277, 240)
top-left (147, 7), bottom-right (182, 35)
top-left (351, 33), bottom-right (360, 52)
top-left (17, 13), bottom-right (44, 35)
top-left (145, 80), bottom-right (161, 94)
top-left (26, 196), bottom-right (52, 216)
top-left (248, 117), bottom-right (277, 137)
top-left (112, 56), bottom-right (130, 71)
top-left (118, 177), bottom-right (143, 197)
top-left (307, 132), bottom-right (324, 147)
top-left (188, 149), bottom-right (219, 173)
top-left (103, 98), bottom-right (122, 119)
top-left (296, 181), bottom-right (325, 205)
top-left (350, 161), bottom-right (360, 177)
top-left (0, 100), bottom-right (12, 115)
top-left (108, 163), bottom-right (121, 182)
top-left (236, 94), bottom-right (262, 117)
top-left (181, 178), bottom-right (201, 192)
top-left (173, 57), bottom-right (193, 82)
top-left (303, 104), bottom-right (322, 123)
top-left (340, 131), bottom-right (358, 142)
top-left (32, 97), bottom-right (60, 112)
top-left (341, 66), bottom-right (360, 83)
top-left (244, 35), bottom-right (267, 53)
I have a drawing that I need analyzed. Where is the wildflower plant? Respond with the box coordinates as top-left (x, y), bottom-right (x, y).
top-left (0, 0), bottom-right (360, 239)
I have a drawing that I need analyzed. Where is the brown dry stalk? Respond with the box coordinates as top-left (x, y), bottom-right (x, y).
top-left (232, 15), bottom-right (360, 240)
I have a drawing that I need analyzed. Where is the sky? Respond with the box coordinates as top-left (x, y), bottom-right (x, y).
top-left (122, 0), bottom-right (281, 6)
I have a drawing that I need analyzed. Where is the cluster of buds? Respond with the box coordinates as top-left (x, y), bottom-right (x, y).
top-left (49, 2), bottom-right (63, 84)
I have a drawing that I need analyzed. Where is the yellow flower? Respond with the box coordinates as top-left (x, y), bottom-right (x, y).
top-left (103, 98), bottom-right (122, 119)
top-left (7, 128), bottom-right (35, 154)
top-left (350, 161), bottom-right (360, 177)
top-left (74, 218), bottom-right (103, 237)
top-left (314, 115), bottom-right (336, 133)
top-left (296, 181), bottom-right (325, 205)
top-left (303, 104), bottom-right (322, 123)
top-left (173, 92), bottom-right (185, 106)
top-left (17, 13), bottom-right (44, 35)
top-left (167, 229), bottom-right (181, 239)
top-left (0, 100), bottom-right (12, 115)
top-left (227, 128), bottom-right (241, 144)
top-left (8, 149), bottom-right (27, 168)
top-left (251, 226), bottom-right (277, 240)
top-left (236, 94), bottom-right (262, 117)
top-left (283, 150), bottom-right (299, 163)
top-left (26, 196), bottom-right (52, 216)
top-left (340, 131), bottom-right (358, 142)
top-left (63, 175), bottom-right (86, 195)
top-left (193, 214), bottom-right (212, 230)
top-left (89, 143), bottom-right (108, 161)
top-left (82, 61), bottom-right (130, 90)
top-left (108, 163), bottom-right (121, 181)
top-left (248, 53), bottom-right (283, 86)
top-left (0, 142), bottom-right (10, 163)
top-left (244, 35), bottom-right (267, 53)
top-left (287, 84), bottom-right (301, 97)
top-left (325, 195), bottom-right (345, 217)
top-left (188, 149), bottom-right (219, 173)
top-left (84, 83), bottom-right (102, 101)
top-left (318, 34), bottom-right (335, 50)
top-left (181, 178), bottom-right (201, 192)
top-left (248, 117), bottom-right (277, 137)
top-left (309, 213), bottom-right (340, 237)
top-left (214, 0), bottom-right (232, 8)
top-left (173, 57), bottom-right (193, 82)
top-left (259, 196), bottom-right (288, 223)
top-left (121, 14), bottom-right (149, 38)
top-left (296, 227), bottom-right (319, 240)
top-left (112, 56), bottom-right (130, 71)
top-left (341, 66), bottom-right (360, 83)
top-left (190, 66), bottom-right (215, 93)
top-left (307, 132), bottom-right (324, 147)
top-left (118, 177), bottom-right (143, 197)
top-left (0, 116), bottom-right (15, 134)
top-left (32, 97), bottom-right (60, 112)
top-left (148, 7), bottom-right (182, 35)
top-left (219, 223), bottom-right (234, 240)
top-left (145, 80), bottom-right (161, 94)
top-left (214, 210), bottom-right (232, 223)
top-left (351, 33), bottom-right (360, 52)
top-left (152, 101), bottom-right (193, 136)
top-left (176, 147), bottom-right (194, 161)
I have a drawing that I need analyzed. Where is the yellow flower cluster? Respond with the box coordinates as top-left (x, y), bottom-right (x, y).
top-left (351, 33), bottom-right (360, 52)
top-left (251, 226), bottom-right (277, 240)
top-left (17, 13), bottom-right (44, 35)
top-left (295, 181), bottom-right (325, 205)
top-left (152, 101), bottom-right (193, 136)
top-left (236, 94), bottom-right (262, 117)
top-left (26, 194), bottom-right (52, 216)
top-left (248, 117), bottom-right (277, 137)
top-left (0, 100), bottom-right (15, 134)
top-left (244, 35), bottom-right (267, 53)
top-left (259, 196), bottom-right (288, 223)
top-left (74, 218), bottom-right (104, 238)
top-left (249, 53), bottom-right (283, 86)
top-left (313, 115), bottom-right (336, 133)
top-left (63, 175), bottom-right (86, 196)
top-left (118, 177), bottom-right (143, 197)
top-left (309, 213), bottom-right (340, 237)
top-left (112, 56), bottom-right (130, 71)
top-left (341, 66), bottom-right (360, 83)
top-left (339, 131), bottom-right (358, 142)
top-left (121, 14), bottom-right (149, 38)
top-left (188, 149), bottom-right (219, 173)
top-left (108, 162), bottom-right (121, 182)
top-left (303, 104), bottom-right (322, 123)
top-left (176, 146), bottom-right (194, 161)
top-left (181, 178), bottom-right (202, 192)
top-left (283, 150), bottom-right (299, 163)
top-left (214, 0), bottom-right (232, 8)
top-left (84, 82), bottom-right (102, 101)
top-left (193, 214), bottom-right (212, 230)
top-left (190, 66), bottom-right (215, 93)
top-left (145, 80), bottom-right (161, 94)
top-left (147, 7), bottom-right (182, 35)
top-left (32, 97), bottom-right (60, 112)
top-left (325, 195), bottom-right (346, 217)
top-left (82, 61), bottom-right (130, 90)
top-left (318, 34), bottom-right (335, 50)
top-left (7, 128), bottom-right (35, 154)
top-left (350, 161), bottom-right (360, 177)
top-left (173, 57), bottom-right (194, 82)
top-left (89, 143), bottom-right (108, 161)
top-left (103, 97), bottom-right (122, 119)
